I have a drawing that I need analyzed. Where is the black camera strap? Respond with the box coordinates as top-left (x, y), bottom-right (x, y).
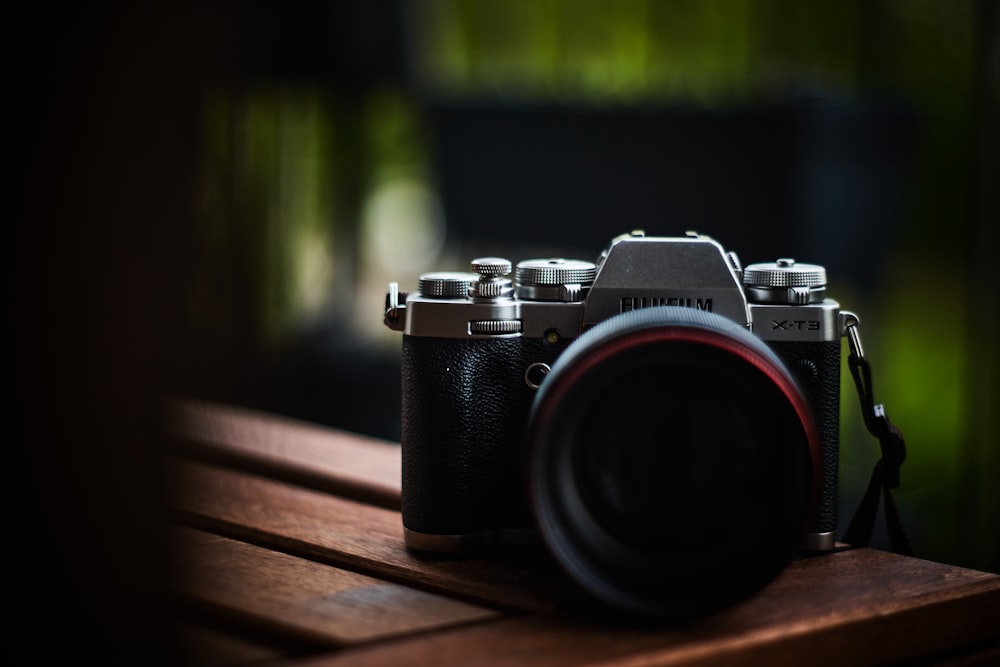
top-left (841, 318), bottom-right (914, 556)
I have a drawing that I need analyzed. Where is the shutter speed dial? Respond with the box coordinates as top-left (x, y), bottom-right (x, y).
top-left (515, 258), bottom-right (598, 302)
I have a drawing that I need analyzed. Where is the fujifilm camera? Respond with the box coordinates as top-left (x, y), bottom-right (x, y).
top-left (384, 231), bottom-right (858, 618)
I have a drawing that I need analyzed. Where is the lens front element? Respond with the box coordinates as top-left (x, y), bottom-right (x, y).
top-left (527, 307), bottom-right (819, 618)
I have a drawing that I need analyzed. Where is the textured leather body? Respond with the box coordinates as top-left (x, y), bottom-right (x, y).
top-left (769, 340), bottom-right (841, 535)
top-left (401, 335), bottom-right (567, 535)
top-left (402, 333), bottom-right (840, 538)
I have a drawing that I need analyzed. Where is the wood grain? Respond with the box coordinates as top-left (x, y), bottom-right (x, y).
top-left (274, 549), bottom-right (1000, 667)
top-left (167, 457), bottom-right (580, 613)
top-left (163, 400), bottom-right (1000, 666)
top-left (170, 621), bottom-right (289, 667)
top-left (170, 526), bottom-right (498, 648)
top-left (165, 399), bottom-right (401, 509)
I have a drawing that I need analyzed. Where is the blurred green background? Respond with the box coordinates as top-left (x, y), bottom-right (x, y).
top-left (10, 2), bottom-right (998, 662)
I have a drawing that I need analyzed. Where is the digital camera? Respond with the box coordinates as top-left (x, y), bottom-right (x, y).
top-left (384, 231), bottom-right (857, 618)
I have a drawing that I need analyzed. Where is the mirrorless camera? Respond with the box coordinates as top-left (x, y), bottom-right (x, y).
top-left (384, 231), bottom-right (858, 618)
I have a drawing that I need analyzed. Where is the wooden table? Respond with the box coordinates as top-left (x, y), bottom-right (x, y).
top-left (165, 399), bottom-right (1000, 666)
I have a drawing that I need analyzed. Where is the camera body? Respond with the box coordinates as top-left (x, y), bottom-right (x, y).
top-left (385, 231), bottom-right (856, 611)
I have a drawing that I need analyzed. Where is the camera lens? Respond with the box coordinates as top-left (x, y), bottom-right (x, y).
top-left (527, 307), bottom-right (819, 619)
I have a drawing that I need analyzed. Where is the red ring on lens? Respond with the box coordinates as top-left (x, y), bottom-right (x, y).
top-left (526, 313), bottom-right (824, 618)
top-left (530, 324), bottom-right (822, 519)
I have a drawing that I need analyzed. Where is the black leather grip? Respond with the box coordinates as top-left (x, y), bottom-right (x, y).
top-left (400, 334), bottom-right (567, 535)
top-left (768, 340), bottom-right (841, 536)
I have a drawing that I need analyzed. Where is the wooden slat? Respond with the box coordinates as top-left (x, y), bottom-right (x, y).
top-left (164, 400), bottom-right (1000, 666)
top-left (170, 526), bottom-right (498, 648)
top-left (167, 457), bottom-right (580, 613)
top-left (171, 621), bottom-right (289, 667)
top-left (268, 549), bottom-right (1000, 667)
top-left (165, 399), bottom-right (401, 509)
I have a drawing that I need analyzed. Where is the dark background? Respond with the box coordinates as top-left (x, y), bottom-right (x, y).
top-left (9, 2), bottom-right (998, 664)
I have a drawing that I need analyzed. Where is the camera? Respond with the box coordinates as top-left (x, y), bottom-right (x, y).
top-left (384, 231), bottom-right (857, 618)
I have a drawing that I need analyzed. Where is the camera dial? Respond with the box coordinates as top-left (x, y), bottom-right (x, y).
top-left (516, 259), bottom-right (598, 302)
top-left (418, 272), bottom-right (477, 299)
top-left (470, 257), bottom-right (514, 299)
top-left (744, 258), bottom-right (827, 305)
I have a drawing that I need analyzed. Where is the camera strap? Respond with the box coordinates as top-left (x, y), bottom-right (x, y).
top-left (841, 318), bottom-right (914, 556)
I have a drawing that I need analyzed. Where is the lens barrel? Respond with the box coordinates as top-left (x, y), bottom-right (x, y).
top-left (526, 307), bottom-right (820, 618)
